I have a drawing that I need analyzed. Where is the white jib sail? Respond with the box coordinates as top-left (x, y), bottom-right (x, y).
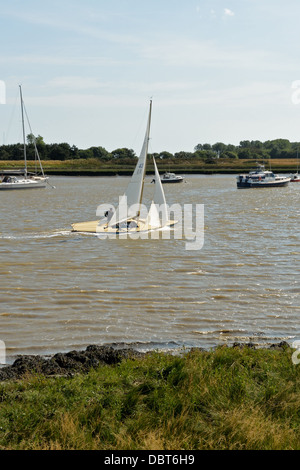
top-left (145, 157), bottom-right (169, 229)
top-left (108, 100), bottom-right (152, 227)
top-left (152, 157), bottom-right (169, 226)
top-left (146, 201), bottom-right (161, 229)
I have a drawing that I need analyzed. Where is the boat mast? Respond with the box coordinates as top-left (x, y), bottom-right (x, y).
top-left (137, 99), bottom-right (152, 219)
top-left (19, 85), bottom-right (27, 178)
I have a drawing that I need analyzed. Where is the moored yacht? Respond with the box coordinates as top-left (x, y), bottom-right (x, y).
top-left (0, 85), bottom-right (48, 190)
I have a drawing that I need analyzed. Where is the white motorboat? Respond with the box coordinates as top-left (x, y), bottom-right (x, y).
top-left (161, 172), bottom-right (183, 183)
top-left (237, 164), bottom-right (290, 188)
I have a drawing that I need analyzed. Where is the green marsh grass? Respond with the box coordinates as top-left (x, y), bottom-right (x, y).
top-left (0, 346), bottom-right (299, 450)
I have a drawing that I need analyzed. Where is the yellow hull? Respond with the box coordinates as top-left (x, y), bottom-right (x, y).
top-left (71, 219), bottom-right (177, 233)
top-left (71, 220), bottom-right (100, 233)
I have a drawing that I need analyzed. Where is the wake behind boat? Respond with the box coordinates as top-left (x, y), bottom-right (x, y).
top-left (71, 100), bottom-right (177, 234)
top-left (0, 85), bottom-right (48, 190)
top-left (237, 164), bottom-right (290, 188)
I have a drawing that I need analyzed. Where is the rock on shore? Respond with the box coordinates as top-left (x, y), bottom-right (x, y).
top-left (0, 341), bottom-right (290, 382)
top-left (0, 345), bottom-right (145, 382)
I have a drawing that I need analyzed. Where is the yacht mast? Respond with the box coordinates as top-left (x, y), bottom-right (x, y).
top-left (19, 85), bottom-right (27, 178)
top-left (137, 99), bottom-right (152, 218)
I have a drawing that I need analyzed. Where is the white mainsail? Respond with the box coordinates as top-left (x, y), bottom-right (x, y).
top-left (108, 100), bottom-right (152, 227)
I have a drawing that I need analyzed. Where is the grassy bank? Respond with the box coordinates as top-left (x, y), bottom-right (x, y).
top-left (0, 158), bottom-right (298, 175)
top-left (0, 344), bottom-right (299, 450)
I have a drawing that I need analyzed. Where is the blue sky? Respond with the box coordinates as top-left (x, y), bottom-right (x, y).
top-left (1, 0), bottom-right (300, 154)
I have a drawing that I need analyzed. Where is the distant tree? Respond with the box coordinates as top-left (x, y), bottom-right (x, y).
top-left (0, 147), bottom-right (10, 160)
top-left (204, 150), bottom-right (218, 163)
top-left (27, 133), bottom-right (45, 146)
top-left (194, 143), bottom-right (203, 151)
top-left (212, 142), bottom-right (226, 154)
top-left (174, 151), bottom-right (194, 160)
top-left (48, 143), bottom-right (72, 161)
top-left (157, 151), bottom-right (174, 160)
top-left (223, 151), bottom-right (238, 159)
top-left (88, 146), bottom-right (111, 160)
top-left (203, 143), bottom-right (212, 151)
top-left (194, 143), bottom-right (212, 152)
top-left (238, 148), bottom-right (252, 159)
top-left (226, 144), bottom-right (237, 152)
top-left (239, 140), bottom-right (251, 148)
top-left (250, 140), bottom-right (263, 149)
top-left (111, 148), bottom-right (136, 159)
top-left (193, 150), bottom-right (208, 160)
top-left (70, 145), bottom-right (79, 159)
top-left (78, 148), bottom-right (94, 159)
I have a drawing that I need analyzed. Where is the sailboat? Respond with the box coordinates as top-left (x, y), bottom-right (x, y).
top-left (71, 100), bottom-right (177, 234)
top-left (0, 85), bottom-right (48, 190)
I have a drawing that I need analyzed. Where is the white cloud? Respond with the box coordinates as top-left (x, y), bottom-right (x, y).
top-left (224, 8), bottom-right (235, 17)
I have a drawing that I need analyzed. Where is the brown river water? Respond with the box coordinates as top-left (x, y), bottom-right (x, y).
top-left (0, 174), bottom-right (299, 363)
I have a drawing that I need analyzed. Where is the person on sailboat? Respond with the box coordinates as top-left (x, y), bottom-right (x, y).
top-left (104, 207), bottom-right (114, 223)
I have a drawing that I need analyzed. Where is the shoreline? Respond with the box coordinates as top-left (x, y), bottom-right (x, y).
top-left (0, 341), bottom-right (291, 382)
top-left (1, 159), bottom-right (298, 176)
top-left (32, 168), bottom-right (298, 176)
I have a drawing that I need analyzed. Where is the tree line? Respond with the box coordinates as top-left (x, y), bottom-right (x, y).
top-left (0, 135), bottom-right (299, 163)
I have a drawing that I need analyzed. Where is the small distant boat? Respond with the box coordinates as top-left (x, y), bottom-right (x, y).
top-left (161, 172), bottom-right (183, 183)
top-left (0, 85), bottom-right (48, 190)
top-left (237, 164), bottom-right (290, 188)
top-left (71, 100), bottom-right (177, 234)
top-left (290, 173), bottom-right (300, 182)
top-left (290, 150), bottom-right (300, 182)
top-left (151, 171), bottom-right (183, 184)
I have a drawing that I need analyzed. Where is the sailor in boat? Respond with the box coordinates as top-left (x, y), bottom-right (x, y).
top-left (104, 208), bottom-right (114, 222)
top-left (103, 207), bottom-right (115, 228)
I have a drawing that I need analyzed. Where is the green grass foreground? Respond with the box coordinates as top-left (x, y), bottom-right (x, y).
top-left (0, 345), bottom-right (299, 450)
